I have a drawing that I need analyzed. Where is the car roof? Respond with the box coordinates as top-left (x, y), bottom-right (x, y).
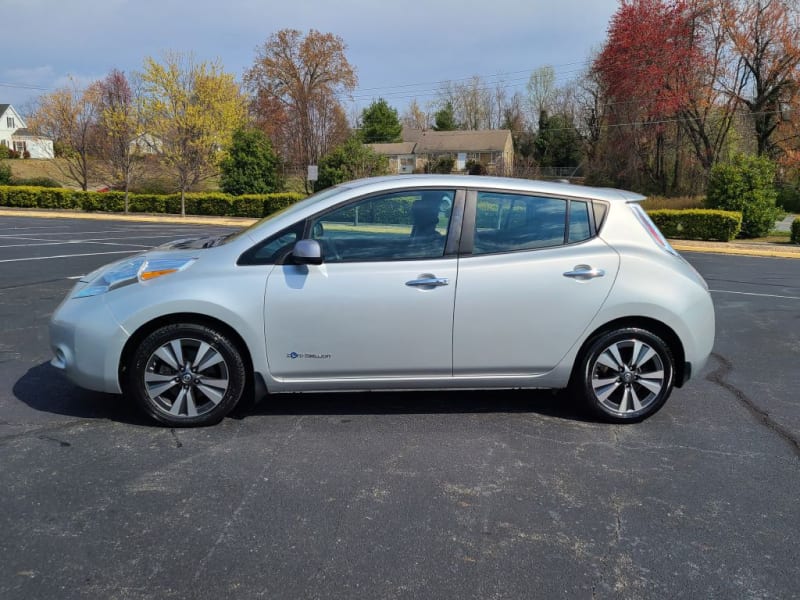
top-left (339, 174), bottom-right (646, 203)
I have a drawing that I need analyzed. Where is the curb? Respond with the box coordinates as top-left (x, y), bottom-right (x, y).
top-left (0, 207), bottom-right (256, 227)
top-left (1, 207), bottom-right (798, 259)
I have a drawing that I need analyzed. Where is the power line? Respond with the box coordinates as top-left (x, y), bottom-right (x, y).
top-left (0, 81), bottom-right (50, 91)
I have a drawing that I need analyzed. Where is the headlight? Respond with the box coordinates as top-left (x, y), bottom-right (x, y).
top-left (74, 256), bottom-right (196, 298)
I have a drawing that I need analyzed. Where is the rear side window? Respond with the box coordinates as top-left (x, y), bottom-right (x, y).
top-left (568, 200), bottom-right (592, 243)
top-left (472, 192), bottom-right (567, 255)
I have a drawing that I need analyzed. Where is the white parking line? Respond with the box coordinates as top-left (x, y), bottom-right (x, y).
top-left (0, 250), bottom-right (139, 263)
top-left (0, 240), bottom-right (152, 249)
top-left (711, 289), bottom-right (800, 301)
top-left (0, 229), bottom-right (130, 238)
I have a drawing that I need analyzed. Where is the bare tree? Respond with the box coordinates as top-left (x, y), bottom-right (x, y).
top-left (401, 99), bottom-right (429, 130)
top-left (721, 0), bottom-right (800, 156)
top-left (94, 69), bottom-right (145, 211)
top-left (245, 28), bottom-right (357, 188)
top-left (527, 66), bottom-right (557, 128)
top-left (29, 78), bottom-right (100, 190)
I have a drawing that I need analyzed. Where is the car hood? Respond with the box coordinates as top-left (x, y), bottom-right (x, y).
top-left (156, 236), bottom-right (224, 250)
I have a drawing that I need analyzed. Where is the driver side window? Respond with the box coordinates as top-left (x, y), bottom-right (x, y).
top-left (310, 190), bottom-right (454, 262)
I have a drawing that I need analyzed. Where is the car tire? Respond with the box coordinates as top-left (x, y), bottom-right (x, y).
top-left (571, 327), bottom-right (675, 423)
top-left (125, 323), bottom-right (246, 427)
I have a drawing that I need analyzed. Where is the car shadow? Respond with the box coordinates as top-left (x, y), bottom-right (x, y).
top-left (245, 387), bottom-right (593, 423)
top-left (13, 362), bottom-right (149, 426)
top-left (15, 362), bottom-right (594, 425)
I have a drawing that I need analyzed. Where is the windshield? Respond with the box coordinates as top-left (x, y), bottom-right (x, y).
top-left (218, 185), bottom-right (349, 244)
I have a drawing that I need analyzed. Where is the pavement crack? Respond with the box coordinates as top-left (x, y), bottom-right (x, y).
top-left (169, 428), bottom-right (183, 448)
top-left (37, 435), bottom-right (71, 447)
top-left (192, 416), bottom-right (306, 582)
top-left (0, 419), bottom-right (93, 445)
top-left (706, 352), bottom-right (800, 459)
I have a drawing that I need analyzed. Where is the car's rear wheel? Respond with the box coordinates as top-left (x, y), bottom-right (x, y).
top-left (572, 327), bottom-right (674, 423)
top-left (126, 323), bottom-right (246, 427)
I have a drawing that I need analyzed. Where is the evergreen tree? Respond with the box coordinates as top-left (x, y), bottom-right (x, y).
top-left (433, 102), bottom-right (458, 131)
top-left (220, 128), bottom-right (283, 195)
top-left (314, 137), bottom-right (389, 191)
top-left (360, 98), bottom-right (402, 143)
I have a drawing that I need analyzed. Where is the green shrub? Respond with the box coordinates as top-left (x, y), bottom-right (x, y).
top-left (427, 156), bottom-right (455, 174)
top-left (777, 184), bottom-right (800, 213)
top-left (0, 162), bottom-right (10, 185)
top-left (791, 218), bottom-right (800, 244)
top-left (648, 209), bottom-right (742, 241)
top-left (641, 196), bottom-right (705, 210)
top-left (706, 154), bottom-right (779, 238)
top-left (129, 178), bottom-right (176, 195)
top-left (220, 128), bottom-right (283, 195)
top-left (0, 186), bottom-right (306, 219)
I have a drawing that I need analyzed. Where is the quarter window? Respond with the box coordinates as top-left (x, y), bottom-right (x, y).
top-left (568, 200), bottom-right (592, 243)
top-left (472, 192), bottom-right (567, 255)
top-left (310, 190), bottom-right (454, 262)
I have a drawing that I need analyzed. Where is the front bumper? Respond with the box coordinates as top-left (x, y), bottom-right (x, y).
top-left (50, 294), bottom-right (129, 394)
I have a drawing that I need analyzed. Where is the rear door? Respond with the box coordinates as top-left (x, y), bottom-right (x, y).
top-left (452, 190), bottom-right (619, 375)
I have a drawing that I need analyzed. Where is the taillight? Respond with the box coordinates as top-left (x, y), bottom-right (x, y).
top-left (629, 203), bottom-right (679, 257)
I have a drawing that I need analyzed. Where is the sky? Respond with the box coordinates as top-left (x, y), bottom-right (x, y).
top-left (1, 0), bottom-right (620, 119)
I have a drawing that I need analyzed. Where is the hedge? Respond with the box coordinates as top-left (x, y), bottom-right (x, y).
top-left (791, 217), bottom-right (800, 244)
top-left (0, 186), bottom-right (305, 218)
top-left (648, 209), bottom-right (742, 241)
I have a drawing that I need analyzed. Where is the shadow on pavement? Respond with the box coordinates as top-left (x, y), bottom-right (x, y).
top-left (247, 388), bottom-right (593, 423)
top-left (15, 362), bottom-right (593, 425)
top-left (13, 362), bottom-right (148, 426)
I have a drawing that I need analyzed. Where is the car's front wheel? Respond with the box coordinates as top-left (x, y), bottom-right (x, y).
top-left (125, 323), bottom-right (246, 427)
top-left (572, 328), bottom-right (675, 423)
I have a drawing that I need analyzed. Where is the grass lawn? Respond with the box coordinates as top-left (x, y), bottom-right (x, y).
top-left (3, 158), bottom-right (73, 186)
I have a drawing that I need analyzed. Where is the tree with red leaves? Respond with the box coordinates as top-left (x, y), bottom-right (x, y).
top-left (594, 0), bottom-right (704, 192)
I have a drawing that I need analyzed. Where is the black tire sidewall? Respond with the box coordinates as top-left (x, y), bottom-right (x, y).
top-left (576, 327), bottom-right (675, 423)
top-left (126, 323), bottom-right (246, 427)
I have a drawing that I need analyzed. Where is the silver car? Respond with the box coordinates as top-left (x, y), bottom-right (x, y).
top-left (50, 175), bottom-right (714, 427)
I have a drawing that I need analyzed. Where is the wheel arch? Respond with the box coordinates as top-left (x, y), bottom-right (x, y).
top-left (572, 316), bottom-right (686, 387)
top-left (118, 312), bottom-right (255, 392)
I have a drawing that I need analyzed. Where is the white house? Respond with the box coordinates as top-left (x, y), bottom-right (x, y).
top-left (0, 104), bottom-right (54, 159)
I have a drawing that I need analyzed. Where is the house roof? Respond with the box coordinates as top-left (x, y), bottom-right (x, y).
top-left (414, 129), bottom-right (512, 154)
top-left (13, 128), bottom-right (34, 137)
top-left (368, 142), bottom-right (416, 156)
top-left (401, 126), bottom-right (423, 143)
top-left (0, 104), bottom-right (10, 117)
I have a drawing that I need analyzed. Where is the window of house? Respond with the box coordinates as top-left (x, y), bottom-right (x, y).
top-left (310, 190), bottom-right (455, 262)
top-left (13, 141), bottom-right (26, 153)
top-left (7, 117), bottom-right (15, 128)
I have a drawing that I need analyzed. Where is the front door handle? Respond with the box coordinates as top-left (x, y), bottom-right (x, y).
top-left (563, 265), bottom-right (605, 280)
top-left (406, 276), bottom-right (449, 288)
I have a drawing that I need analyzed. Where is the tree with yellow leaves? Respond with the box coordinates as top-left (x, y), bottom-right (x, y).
top-left (139, 52), bottom-right (245, 216)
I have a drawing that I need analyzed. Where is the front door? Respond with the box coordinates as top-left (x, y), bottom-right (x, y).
top-left (264, 189), bottom-right (460, 381)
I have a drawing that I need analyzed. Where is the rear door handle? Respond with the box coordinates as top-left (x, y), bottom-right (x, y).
top-left (406, 277), bottom-right (449, 288)
top-left (563, 265), bottom-right (605, 280)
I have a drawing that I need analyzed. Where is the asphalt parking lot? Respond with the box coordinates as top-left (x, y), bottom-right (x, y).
top-left (1, 215), bottom-right (798, 599)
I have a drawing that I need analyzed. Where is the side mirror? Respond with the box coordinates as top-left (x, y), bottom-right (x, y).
top-left (291, 239), bottom-right (323, 265)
